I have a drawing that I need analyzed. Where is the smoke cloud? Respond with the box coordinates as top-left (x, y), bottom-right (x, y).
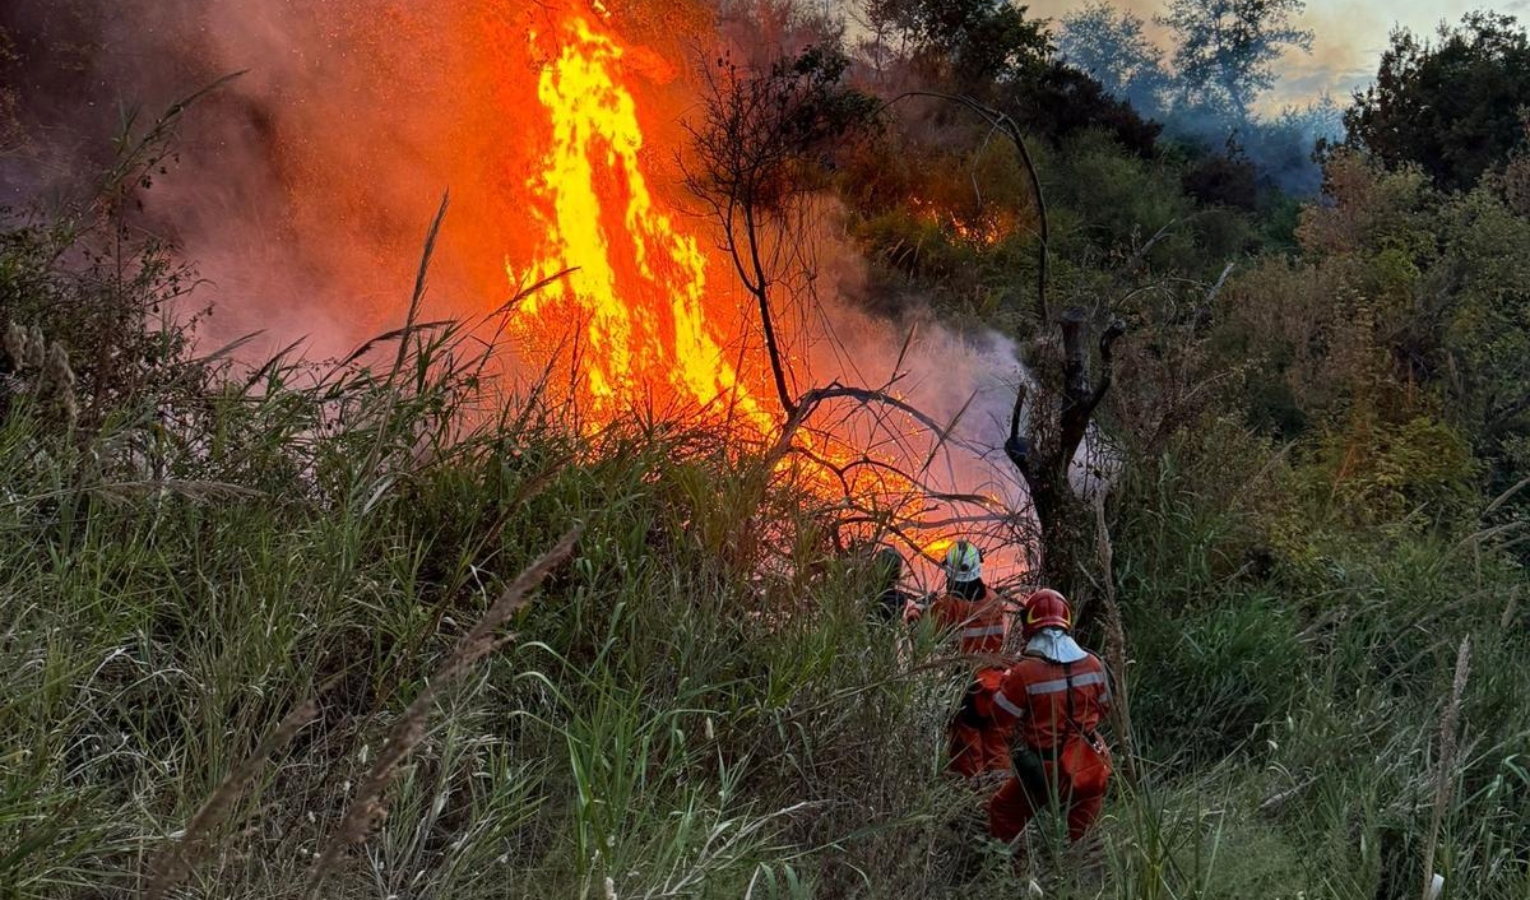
top-left (0, 0), bottom-right (717, 358)
top-left (5, 0), bottom-right (1520, 355)
top-left (1029, 0), bottom-right (1521, 110)
top-left (2, 0), bottom-right (1051, 579)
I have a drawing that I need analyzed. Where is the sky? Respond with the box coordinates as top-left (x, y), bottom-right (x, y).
top-left (1021, 0), bottom-right (1530, 108)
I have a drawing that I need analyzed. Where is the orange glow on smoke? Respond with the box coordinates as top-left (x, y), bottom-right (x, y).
top-left (510, 12), bottom-right (774, 436)
top-left (504, 9), bottom-right (933, 523)
top-left (494, 7), bottom-right (1017, 582)
top-left (507, 10), bottom-right (916, 516)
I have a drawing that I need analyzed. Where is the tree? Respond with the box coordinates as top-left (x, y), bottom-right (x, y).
top-left (1007, 309), bottom-right (1126, 594)
top-left (864, 0), bottom-right (1048, 94)
top-left (1345, 12), bottom-right (1530, 193)
top-left (1157, 0), bottom-right (1312, 123)
top-left (688, 47), bottom-right (1059, 563)
top-left (1001, 61), bottom-right (1162, 158)
top-left (1057, 1), bottom-right (1171, 119)
top-left (685, 45), bottom-right (880, 417)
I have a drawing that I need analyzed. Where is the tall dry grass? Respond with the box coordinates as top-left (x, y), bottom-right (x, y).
top-left (3, 86), bottom-right (1529, 900)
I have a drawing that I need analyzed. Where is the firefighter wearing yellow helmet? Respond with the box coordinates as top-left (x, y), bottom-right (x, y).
top-left (906, 538), bottom-right (1021, 779)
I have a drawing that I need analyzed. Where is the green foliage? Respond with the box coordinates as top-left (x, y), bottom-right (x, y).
top-left (1109, 409), bottom-right (1529, 896)
top-left (6, 12), bottom-right (1530, 898)
top-left (1346, 12), bottom-right (1530, 193)
top-left (865, 0), bottom-right (1049, 94)
top-left (1156, 0), bottom-right (1314, 122)
top-left (1130, 594), bottom-right (1300, 763)
top-left (1301, 414), bottom-right (1478, 531)
top-left (1046, 131), bottom-right (1193, 256)
top-left (1210, 152), bottom-right (1530, 532)
top-left (1056, 1), bottom-right (1171, 116)
top-left (0, 220), bottom-right (205, 427)
top-left (9, 165), bottom-right (1519, 895)
top-left (0, 306), bottom-right (947, 896)
top-left (999, 61), bottom-right (1165, 158)
top-left (1181, 148), bottom-right (1259, 210)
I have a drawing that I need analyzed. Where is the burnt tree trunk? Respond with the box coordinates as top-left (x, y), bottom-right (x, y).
top-left (871, 95), bottom-right (1126, 595)
top-left (1007, 307), bottom-right (1125, 594)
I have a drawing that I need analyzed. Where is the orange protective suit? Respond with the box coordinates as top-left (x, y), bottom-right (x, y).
top-left (912, 586), bottom-right (1021, 778)
top-left (985, 648), bottom-right (1113, 841)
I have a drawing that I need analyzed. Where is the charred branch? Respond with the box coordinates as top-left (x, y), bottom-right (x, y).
top-left (1012, 309), bottom-right (1127, 505)
top-left (773, 382), bottom-right (961, 459)
top-left (1004, 305), bottom-right (1128, 588)
top-left (744, 204), bottom-right (797, 417)
top-left (1059, 314), bottom-right (1126, 467)
top-left (687, 57), bottom-right (1046, 566)
top-left (1091, 318), bottom-right (1128, 407)
top-left (1061, 307), bottom-right (1091, 405)
top-left (1005, 381), bottom-right (1034, 481)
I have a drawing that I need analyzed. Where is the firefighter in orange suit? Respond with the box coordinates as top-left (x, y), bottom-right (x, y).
top-left (986, 589), bottom-right (1113, 842)
top-left (906, 540), bottom-right (1023, 778)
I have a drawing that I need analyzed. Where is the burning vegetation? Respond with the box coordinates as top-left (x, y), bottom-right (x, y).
top-left (2, 1), bottom-right (1530, 898)
top-left (497, 5), bottom-right (1039, 581)
top-left (513, 12), bottom-right (773, 432)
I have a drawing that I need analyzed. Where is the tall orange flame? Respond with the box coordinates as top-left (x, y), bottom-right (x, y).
top-left (502, 8), bottom-right (1027, 585)
top-left (512, 13), bottom-right (774, 436)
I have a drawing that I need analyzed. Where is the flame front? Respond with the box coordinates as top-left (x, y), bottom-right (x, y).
top-left (512, 13), bottom-right (774, 435)
top-left (509, 11), bottom-right (900, 502)
top-left (501, 8), bottom-right (1025, 584)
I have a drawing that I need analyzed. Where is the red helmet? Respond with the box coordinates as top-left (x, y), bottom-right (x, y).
top-left (1023, 589), bottom-right (1072, 638)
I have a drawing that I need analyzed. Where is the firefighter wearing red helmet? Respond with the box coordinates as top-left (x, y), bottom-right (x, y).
top-left (905, 540), bottom-right (1024, 779)
top-left (986, 589), bottom-right (1114, 843)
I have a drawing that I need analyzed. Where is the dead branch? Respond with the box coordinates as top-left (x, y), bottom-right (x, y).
top-left (1058, 311), bottom-right (1126, 477)
top-left (1093, 492), bottom-right (1138, 787)
top-left (744, 201), bottom-right (798, 416)
top-left (769, 381), bottom-right (961, 465)
top-left (1201, 261), bottom-right (1236, 314)
top-left (918, 390), bottom-right (980, 478)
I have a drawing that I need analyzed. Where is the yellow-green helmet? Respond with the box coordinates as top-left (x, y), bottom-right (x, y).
top-left (944, 539), bottom-right (983, 583)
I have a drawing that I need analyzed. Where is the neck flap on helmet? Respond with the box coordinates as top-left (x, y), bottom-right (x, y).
top-left (1026, 628), bottom-right (1087, 664)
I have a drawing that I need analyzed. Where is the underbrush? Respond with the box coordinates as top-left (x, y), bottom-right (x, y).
top-left (1110, 420), bottom-right (1530, 899)
top-left (0, 204), bottom-right (1020, 897)
top-left (2, 164), bottom-right (1527, 900)
top-left (4, 310), bottom-right (1522, 900)
top-left (0, 335), bottom-right (980, 897)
